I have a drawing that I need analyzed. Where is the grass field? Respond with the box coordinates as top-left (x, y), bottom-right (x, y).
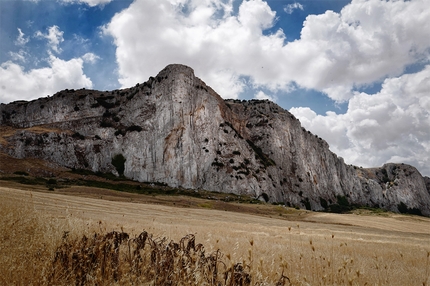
top-left (1, 183), bottom-right (429, 285)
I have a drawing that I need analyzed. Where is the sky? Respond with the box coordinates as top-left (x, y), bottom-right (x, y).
top-left (0, 0), bottom-right (429, 176)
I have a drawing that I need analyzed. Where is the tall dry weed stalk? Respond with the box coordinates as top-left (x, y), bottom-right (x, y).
top-left (49, 230), bottom-right (252, 286)
top-left (424, 250), bottom-right (430, 286)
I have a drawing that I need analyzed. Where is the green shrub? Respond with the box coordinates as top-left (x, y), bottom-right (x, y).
top-left (47, 178), bottom-right (57, 185)
top-left (320, 197), bottom-right (328, 209)
top-left (327, 195), bottom-right (352, 213)
top-left (260, 192), bottom-right (269, 203)
top-left (72, 132), bottom-right (85, 140)
top-left (102, 110), bottom-right (112, 117)
top-left (302, 197), bottom-right (311, 210)
top-left (211, 161), bottom-right (224, 168)
top-left (96, 97), bottom-right (115, 109)
top-left (398, 202), bottom-right (422, 216)
top-left (114, 129), bottom-right (126, 136)
top-left (126, 125), bottom-right (143, 132)
top-left (246, 140), bottom-right (275, 167)
top-left (100, 120), bottom-right (113, 128)
top-left (13, 171), bottom-right (29, 176)
top-left (112, 154), bottom-right (126, 176)
top-left (336, 195), bottom-right (349, 207)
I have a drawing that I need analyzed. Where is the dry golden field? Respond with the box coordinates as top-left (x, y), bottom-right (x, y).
top-left (1, 184), bottom-right (429, 285)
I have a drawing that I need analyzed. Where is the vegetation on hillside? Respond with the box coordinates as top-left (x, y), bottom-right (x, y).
top-left (1, 170), bottom-right (265, 204)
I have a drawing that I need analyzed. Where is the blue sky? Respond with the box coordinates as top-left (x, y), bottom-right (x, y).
top-left (0, 0), bottom-right (352, 113)
top-left (1, 0), bottom-right (429, 176)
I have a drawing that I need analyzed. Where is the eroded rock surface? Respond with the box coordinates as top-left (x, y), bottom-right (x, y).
top-left (1, 64), bottom-right (429, 215)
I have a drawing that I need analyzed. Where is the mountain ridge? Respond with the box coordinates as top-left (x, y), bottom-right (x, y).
top-left (1, 64), bottom-right (429, 216)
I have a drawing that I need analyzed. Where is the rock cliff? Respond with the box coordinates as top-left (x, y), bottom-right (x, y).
top-left (1, 64), bottom-right (429, 216)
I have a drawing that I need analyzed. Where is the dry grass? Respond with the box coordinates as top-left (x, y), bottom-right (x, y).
top-left (0, 126), bottom-right (16, 146)
top-left (0, 190), bottom-right (98, 285)
top-left (0, 125), bottom-right (71, 147)
top-left (24, 125), bottom-right (72, 134)
top-left (1, 187), bottom-right (429, 285)
top-left (0, 190), bottom-right (253, 285)
top-left (0, 153), bottom-right (70, 178)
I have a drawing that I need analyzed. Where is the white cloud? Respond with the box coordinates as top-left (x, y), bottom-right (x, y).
top-left (290, 65), bottom-right (430, 176)
top-left (60, 0), bottom-right (112, 7)
top-left (287, 0), bottom-right (430, 101)
top-left (284, 2), bottom-right (303, 14)
top-left (204, 69), bottom-right (245, 99)
top-left (238, 0), bottom-right (276, 31)
top-left (82, 52), bottom-right (101, 64)
top-left (9, 50), bottom-right (28, 63)
top-left (254, 90), bottom-right (276, 102)
top-left (103, 0), bottom-right (281, 98)
top-left (104, 0), bottom-right (430, 102)
top-left (35, 25), bottom-right (64, 53)
top-left (0, 55), bottom-right (92, 103)
top-left (15, 28), bottom-right (29, 46)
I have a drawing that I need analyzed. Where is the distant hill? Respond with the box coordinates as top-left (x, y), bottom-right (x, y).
top-left (1, 64), bottom-right (429, 216)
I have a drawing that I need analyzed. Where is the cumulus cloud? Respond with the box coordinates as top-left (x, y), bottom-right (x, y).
top-left (104, 0), bottom-right (430, 102)
top-left (82, 52), bottom-right (101, 64)
top-left (0, 55), bottom-right (92, 103)
top-left (35, 25), bottom-right (64, 53)
top-left (284, 2), bottom-right (303, 14)
top-left (290, 65), bottom-right (430, 176)
top-left (103, 0), bottom-right (284, 98)
top-left (1, 24), bottom-right (98, 104)
top-left (254, 90), bottom-right (276, 102)
top-left (297, 0), bottom-right (430, 101)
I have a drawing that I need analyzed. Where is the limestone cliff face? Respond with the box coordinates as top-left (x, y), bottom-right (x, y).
top-left (1, 64), bottom-right (429, 216)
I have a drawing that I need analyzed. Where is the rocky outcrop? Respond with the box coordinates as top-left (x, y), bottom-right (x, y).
top-left (1, 64), bottom-right (429, 216)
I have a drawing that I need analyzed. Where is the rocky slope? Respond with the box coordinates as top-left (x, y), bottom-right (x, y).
top-left (1, 64), bottom-right (429, 216)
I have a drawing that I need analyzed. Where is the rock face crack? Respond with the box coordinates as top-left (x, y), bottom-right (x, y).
top-left (1, 63), bottom-right (429, 216)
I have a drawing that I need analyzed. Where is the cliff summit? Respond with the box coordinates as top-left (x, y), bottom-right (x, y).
top-left (1, 64), bottom-right (429, 216)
